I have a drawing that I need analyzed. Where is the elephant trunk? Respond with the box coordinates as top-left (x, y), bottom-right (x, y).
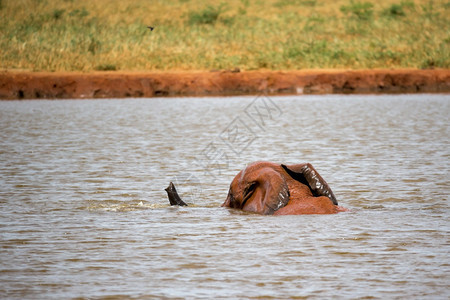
top-left (165, 182), bottom-right (188, 206)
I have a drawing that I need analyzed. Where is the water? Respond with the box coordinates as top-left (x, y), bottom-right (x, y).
top-left (0, 94), bottom-right (449, 299)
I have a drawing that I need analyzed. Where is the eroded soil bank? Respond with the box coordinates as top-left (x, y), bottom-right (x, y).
top-left (1, 69), bottom-right (449, 99)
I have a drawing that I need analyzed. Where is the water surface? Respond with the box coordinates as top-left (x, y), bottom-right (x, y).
top-left (0, 94), bottom-right (449, 299)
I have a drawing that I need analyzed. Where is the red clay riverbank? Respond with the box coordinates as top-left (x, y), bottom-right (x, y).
top-left (0, 69), bottom-right (449, 99)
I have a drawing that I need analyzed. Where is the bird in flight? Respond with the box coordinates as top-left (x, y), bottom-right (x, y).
top-left (147, 26), bottom-right (154, 31)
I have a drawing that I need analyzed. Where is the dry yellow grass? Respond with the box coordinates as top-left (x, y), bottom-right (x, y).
top-left (0, 0), bottom-right (449, 71)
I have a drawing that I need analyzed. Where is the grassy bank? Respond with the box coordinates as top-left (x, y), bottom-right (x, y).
top-left (1, 0), bottom-right (449, 72)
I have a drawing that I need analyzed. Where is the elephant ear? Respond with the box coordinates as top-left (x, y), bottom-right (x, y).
top-left (281, 163), bottom-right (338, 205)
top-left (246, 167), bottom-right (290, 215)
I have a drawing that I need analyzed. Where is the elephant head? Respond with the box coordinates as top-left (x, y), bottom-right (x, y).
top-left (221, 161), bottom-right (341, 215)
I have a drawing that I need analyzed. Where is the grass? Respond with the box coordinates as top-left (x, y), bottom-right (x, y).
top-left (188, 4), bottom-right (227, 25)
top-left (0, 0), bottom-right (449, 71)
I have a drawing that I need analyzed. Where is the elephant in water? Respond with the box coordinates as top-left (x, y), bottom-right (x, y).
top-left (222, 161), bottom-right (346, 215)
top-left (166, 161), bottom-right (346, 215)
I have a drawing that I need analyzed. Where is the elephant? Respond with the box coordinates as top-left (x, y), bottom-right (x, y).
top-left (165, 161), bottom-right (345, 215)
top-left (165, 182), bottom-right (187, 206)
top-left (221, 162), bottom-right (345, 215)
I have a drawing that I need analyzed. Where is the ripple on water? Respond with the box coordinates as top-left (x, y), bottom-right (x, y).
top-left (81, 199), bottom-right (172, 212)
top-left (0, 95), bottom-right (449, 299)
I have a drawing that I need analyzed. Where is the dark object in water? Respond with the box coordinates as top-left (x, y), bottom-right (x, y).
top-left (165, 182), bottom-right (187, 206)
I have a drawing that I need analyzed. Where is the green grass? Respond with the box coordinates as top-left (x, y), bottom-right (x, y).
top-left (340, 1), bottom-right (374, 20)
top-left (188, 4), bottom-right (227, 25)
top-left (0, 0), bottom-right (448, 71)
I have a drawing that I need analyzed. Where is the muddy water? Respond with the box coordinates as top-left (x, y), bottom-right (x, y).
top-left (0, 95), bottom-right (449, 299)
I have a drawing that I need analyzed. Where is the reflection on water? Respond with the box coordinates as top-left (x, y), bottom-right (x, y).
top-left (0, 95), bottom-right (449, 298)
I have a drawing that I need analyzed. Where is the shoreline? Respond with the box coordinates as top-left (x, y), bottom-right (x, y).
top-left (1, 69), bottom-right (449, 99)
